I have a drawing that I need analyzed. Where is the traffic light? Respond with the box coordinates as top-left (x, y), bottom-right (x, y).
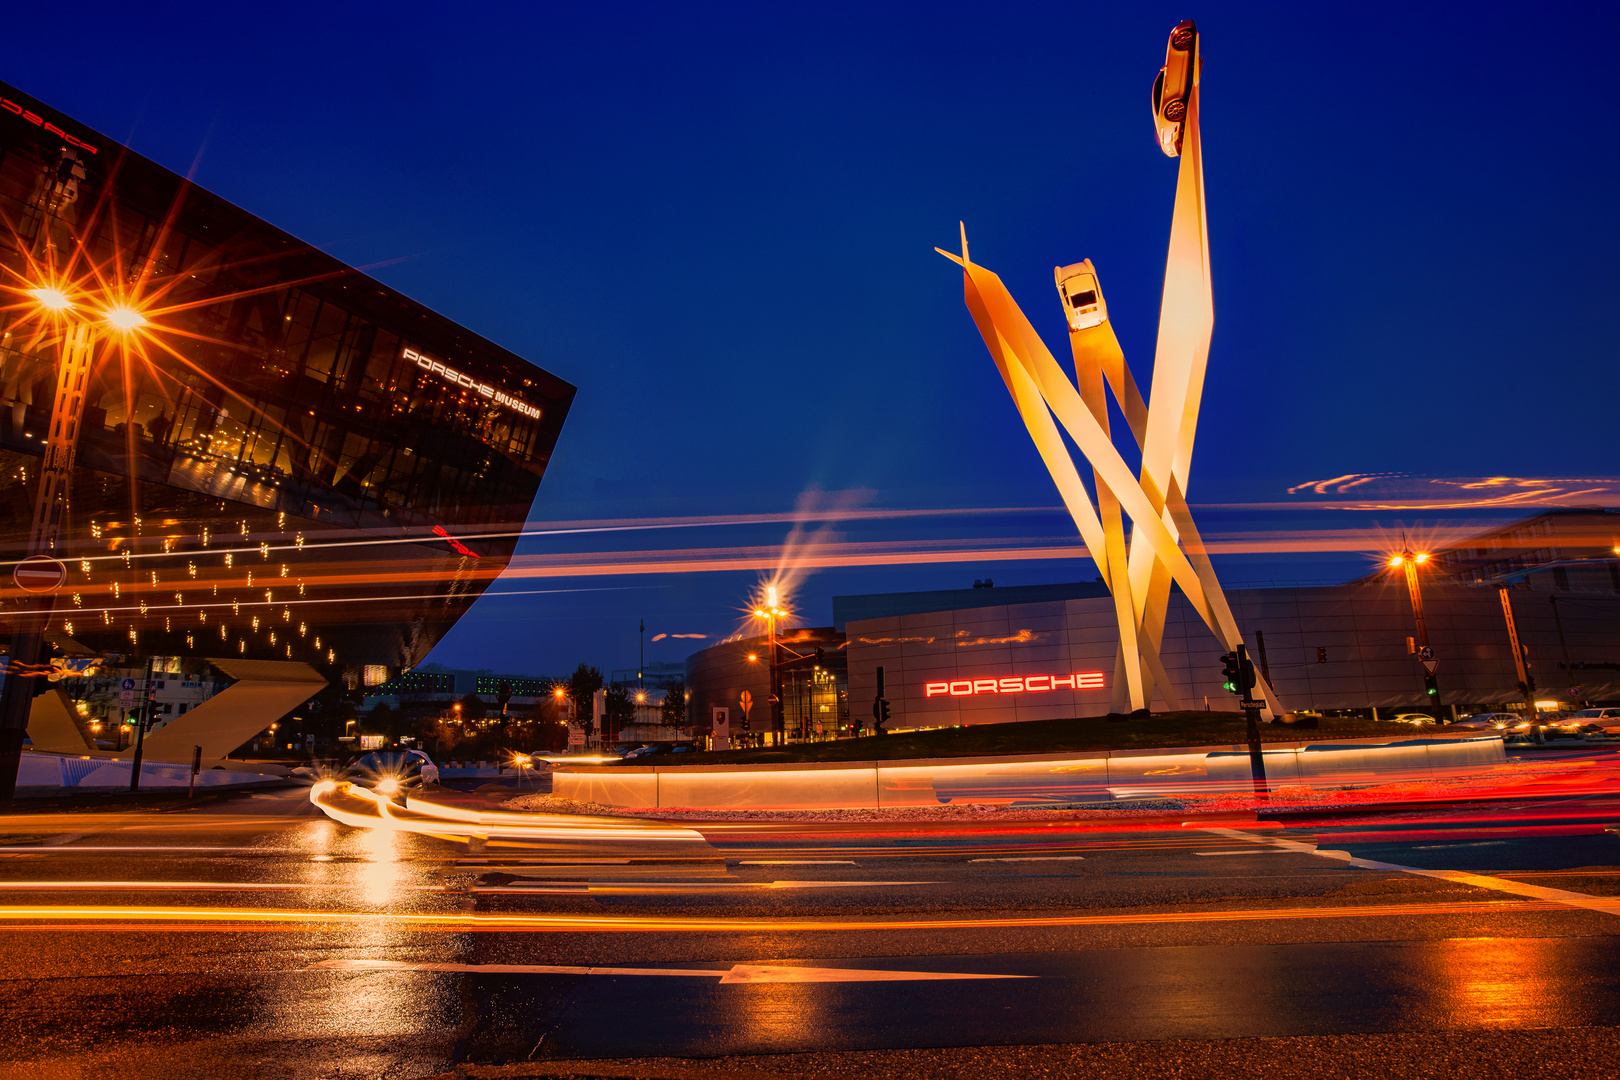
top-left (815, 647), bottom-right (825, 663)
top-left (1219, 653), bottom-right (1241, 694)
top-left (740, 714), bottom-right (750, 732)
top-left (1238, 655), bottom-right (1257, 693)
top-left (877, 699), bottom-right (891, 727)
top-left (1424, 672), bottom-right (1439, 698)
top-left (1317, 647), bottom-right (1327, 664)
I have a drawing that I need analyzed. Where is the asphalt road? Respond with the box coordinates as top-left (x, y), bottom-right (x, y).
top-left (0, 770), bottom-right (1618, 1078)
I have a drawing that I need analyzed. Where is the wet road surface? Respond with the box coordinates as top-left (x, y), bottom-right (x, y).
top-left (0, 774), bottom-right (1617, 1077)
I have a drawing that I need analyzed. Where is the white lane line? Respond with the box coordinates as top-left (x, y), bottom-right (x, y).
top-left (0, 881), bottom-right (443, 892)
top-left (968, 856), bottom-right (1086, 863)
top-left (307, 958), bottom-right (1031, 983)
top-left (1200, 826), bottom-right (1620, 918)
top-left (457, 860), bottom-right (633, 866)
top-left (0, 846), bottom-right (300, 854)
top-left (472, 880), bottom-right (941, 894)
top-left (739, 860), bottom-right (857, 866)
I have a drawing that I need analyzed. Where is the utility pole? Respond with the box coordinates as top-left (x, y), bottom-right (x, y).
top-left (0, 319), bottom-right (95, 807)
top-left (1391, 550), bottom-right (1440, 708)
top-left (751, 588), bottom-right (786, 748)
top-left (1253, 630), bottom-right (1272, 688)
top-left (1221, 650), bottom-right (1267, 798)
top-left (1237, 644), bottom-right (1267, 799)
top-left (1499, 587), bottom-right (1536, 724)
top-left (128, 655), bottom-right (155, 793)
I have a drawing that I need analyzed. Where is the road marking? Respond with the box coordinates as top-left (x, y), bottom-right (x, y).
top-left (457, 859), bottom-right (633, 866)
top-left (0, 846), bottom-right (300, 854)
top-left (0, 899), bottom-right (1555, 933)
top-left (738, 860), bottom-right (857, 866)
top-left (968, 856), bottom-right (1086, 863)
top-left (472, 880), bottom-right (941, 894)
top-left (0, 881), bottom-right (425, 892)
top-left (306, 958), bottom-right (1029, 983)
top-left (1201, 826), bottom-right (1620, 918)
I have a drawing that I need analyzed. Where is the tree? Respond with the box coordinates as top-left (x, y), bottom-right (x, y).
top-left (661, 681), bottom-right (687, 728)
top-left (566, 663), bottom-right (603, 733)
top-left (605, 684), bottom-right (634, 742)
top-left (364, 703), bottom-right (397, 741)
top-left (457, 692), bottom-right (487, 722)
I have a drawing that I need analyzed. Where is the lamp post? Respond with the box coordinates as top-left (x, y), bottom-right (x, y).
top-left (0, 287), bottom-right (146, 806)
top-left (1388, 550), bottom-right (1440, 709)
top-left (751, 587), bottom-right (787, 747)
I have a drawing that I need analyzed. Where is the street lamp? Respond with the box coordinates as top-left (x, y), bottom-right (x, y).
top-left (0, 283), bottom-right (151, 805)
top-left (751, 586), bottom-right (789, 747)
top-left (1389, 550), bottom-right (1440, 707)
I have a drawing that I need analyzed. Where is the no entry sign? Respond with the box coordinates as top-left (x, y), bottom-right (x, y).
top-left (12, 555), bottom-right (67, 593)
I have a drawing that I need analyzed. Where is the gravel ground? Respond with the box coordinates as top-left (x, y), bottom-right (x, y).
top-left (425, 1026), bottom-right (1620, 1079)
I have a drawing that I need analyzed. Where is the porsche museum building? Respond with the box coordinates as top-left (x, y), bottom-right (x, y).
top-left (0, 81), bottom-right (573, 761)
top-left (684, 511), bottom-right (1620, 736)
top-left (842, 511), bottom-right (1620, 729)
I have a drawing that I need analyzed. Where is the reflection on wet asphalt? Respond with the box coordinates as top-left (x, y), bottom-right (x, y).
top-left (0, 781), bottom-right (1615, 1076)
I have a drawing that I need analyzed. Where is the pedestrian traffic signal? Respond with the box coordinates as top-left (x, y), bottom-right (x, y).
top-left (1219, 653), bottom-right (1241, 694)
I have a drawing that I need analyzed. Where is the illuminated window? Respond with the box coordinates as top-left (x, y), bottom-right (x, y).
top-left (363, 664), bottom-right (388, 687)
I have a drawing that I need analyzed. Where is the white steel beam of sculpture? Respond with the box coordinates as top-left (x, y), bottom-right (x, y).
top-left (937, 21), bottom-right (1284, 719)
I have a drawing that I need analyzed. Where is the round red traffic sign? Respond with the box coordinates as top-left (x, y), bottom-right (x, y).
top-left (12, 555), bottom-right (67, 593)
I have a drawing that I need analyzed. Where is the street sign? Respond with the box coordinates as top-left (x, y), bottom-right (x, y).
top-left (117, 691), bottom-right (135, 705)
top-left (1420, 658), bottom-right (1439, 674)
top-left (12, 555), bottom-right (67, 593)
top-left (738, 690), bottom-right (752, 717)
top-left (1418, 646), bottom-right (1435, 661)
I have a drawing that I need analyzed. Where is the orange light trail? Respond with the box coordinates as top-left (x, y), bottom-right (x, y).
top-left (0, 899), bottom-right (1557, 934)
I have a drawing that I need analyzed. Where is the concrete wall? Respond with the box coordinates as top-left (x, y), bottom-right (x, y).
top-left (553, 735), bottom-right (1506, 810)
top-left (15, 750), bottom-right (284, 793)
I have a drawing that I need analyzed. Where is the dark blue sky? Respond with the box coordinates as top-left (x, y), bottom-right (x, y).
top-left (12, 2), bottom-right (1618, 676)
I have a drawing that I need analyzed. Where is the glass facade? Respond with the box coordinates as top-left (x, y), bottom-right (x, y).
top-left (0, 81), bottom-right (574, 693)
top-left (782, 660), bottom-right (849, 740)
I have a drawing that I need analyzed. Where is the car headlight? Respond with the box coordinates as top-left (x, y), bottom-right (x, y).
top-left (375, 777), bottom-right (400, 795)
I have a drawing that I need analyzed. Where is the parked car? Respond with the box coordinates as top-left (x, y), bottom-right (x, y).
top-left (343, 749), bottom-right (438, 797)
top-left (621, 744), bottom-right (669, 760)
top-left (1391, 712), bottom-right (1439, 726)
top-left (1445, 709), bottom-right (1529, 735)
top-left (1563, 707), bottom-right (1620, 733)
top-left (1151, 20), bottom-right (1198, 157)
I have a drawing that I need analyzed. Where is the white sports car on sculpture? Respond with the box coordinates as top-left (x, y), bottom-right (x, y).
top-left (1151, 20), bottom-right (1198, 157)
top-left (1055, 260), bottom-right (1107, 331)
